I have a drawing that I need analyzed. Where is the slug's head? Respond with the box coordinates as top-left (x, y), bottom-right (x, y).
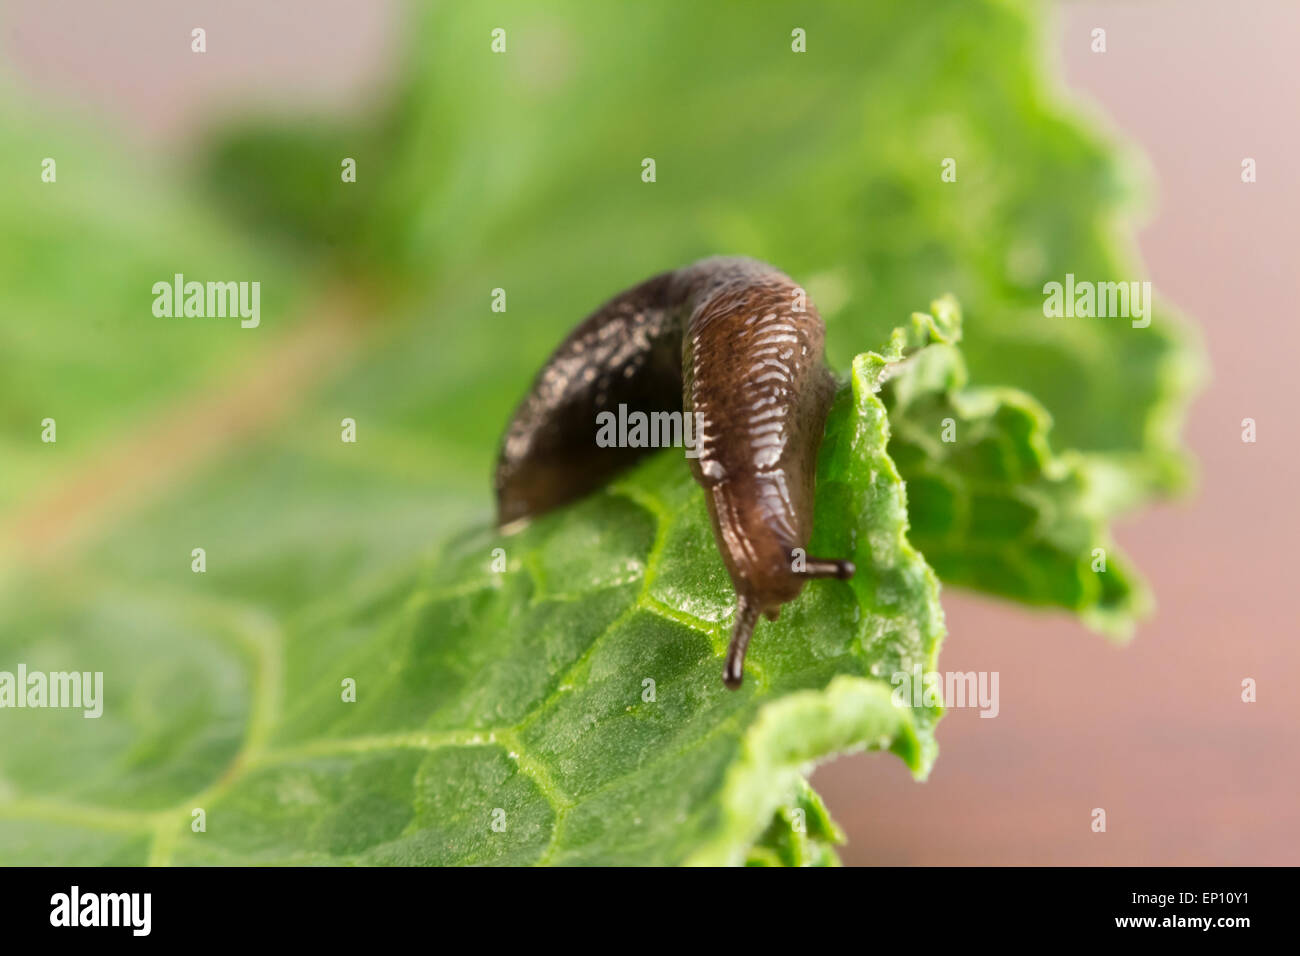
top-left (721, 552), bottom-right (855, 690)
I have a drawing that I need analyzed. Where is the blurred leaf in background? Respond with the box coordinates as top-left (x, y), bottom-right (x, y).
top-left (0, 0), bottom-right (1200, 864)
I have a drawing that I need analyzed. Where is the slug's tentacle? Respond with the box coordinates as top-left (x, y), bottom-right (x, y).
top-left (799, 558), bottom-right (857, 579)
top-left (723, 596), bottom-right (761, 690)
top-left (495, 257), bottom-right (855, 688)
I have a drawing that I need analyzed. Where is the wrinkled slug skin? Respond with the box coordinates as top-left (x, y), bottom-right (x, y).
top-left (494, 270), bottom-right (687, 526)
top-left (495, 257), bottom-right (854, 687)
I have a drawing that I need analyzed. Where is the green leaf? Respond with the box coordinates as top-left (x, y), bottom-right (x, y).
top-left (0, 88), bottom-right (310, 519)
top-left (883, 302), bottom-right (1150, 633)
top-left (0, 314), bottom-right (947, 865)
top-left (0, 0), bottom-right (1201, 866)
top-left (745, 777), bottom-right (844, 867)
top-left (199, 0), bottom-right (1201, 509)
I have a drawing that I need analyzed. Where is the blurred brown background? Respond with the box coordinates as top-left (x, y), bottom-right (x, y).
top-left (5, 0), bottom-right (1297, 865)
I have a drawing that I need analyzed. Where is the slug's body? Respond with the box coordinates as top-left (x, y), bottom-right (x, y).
top-left (496, 257), bottom-right (854, 688)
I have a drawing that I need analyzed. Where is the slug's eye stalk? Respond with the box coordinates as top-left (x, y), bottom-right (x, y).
top-left (800, 557), bottom-right (856, 580)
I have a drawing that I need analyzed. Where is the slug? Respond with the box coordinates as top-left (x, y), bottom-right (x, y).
top-left (495, 256), bottom-right (854, 689)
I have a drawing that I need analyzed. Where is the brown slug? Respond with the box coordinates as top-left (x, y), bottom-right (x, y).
top-left (495, 257), bottom-right (854, 689)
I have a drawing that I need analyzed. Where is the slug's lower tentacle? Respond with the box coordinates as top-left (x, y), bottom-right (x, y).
top-left (495, 257), bottom-right (856, 689)
top-left (723, 596), bottom-right (761, 690)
